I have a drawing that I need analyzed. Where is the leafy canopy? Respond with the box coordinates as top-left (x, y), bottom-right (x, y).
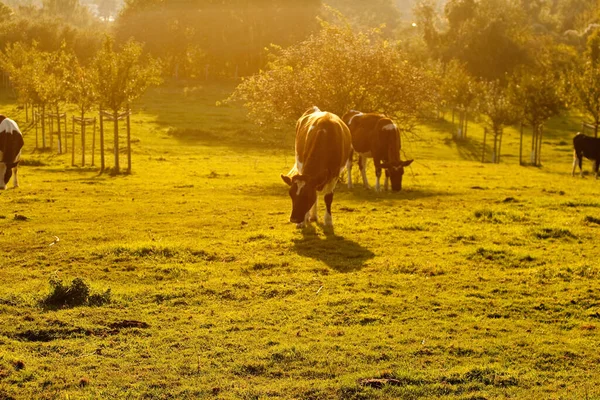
top-left (229, 14), bottom-right (435, 130)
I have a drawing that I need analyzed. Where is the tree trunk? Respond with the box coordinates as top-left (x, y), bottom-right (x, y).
top-left (531, 125), bottom-right (536, 165)
top-left (99, 109), bottom-right (105, 172)
top-left (113, 110), bottom-right (120, 174)
top-left (464, 110), bottom-right (468, 139)
top-left (492, 128), bottom-right (498, 163)
top-left (56, 106), bottom-right (62, 154)
top-left (35, 107), bottom-right (39, 149)
top-left (81, 108), bottom-right (86, 166)
top-left (482, 128), bottom-right (487, 163)
top-left (126, 105), bottom-right (131, 174)
top-left (497, 127), bottom-right (503, 164)
top-left (537, 124), bottom-right (544, 166)
top-left (92, 119), bottom-right (96, 167)
top-left (519, 122), bottom-right (523, 165)
top-left (41, 105), bottom-right (46, 149)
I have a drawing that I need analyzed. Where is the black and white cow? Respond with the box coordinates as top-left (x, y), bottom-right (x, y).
top-left (0, 115), bottom-right (24, 190)
top-left (572, 132), bottom-right (600, 178)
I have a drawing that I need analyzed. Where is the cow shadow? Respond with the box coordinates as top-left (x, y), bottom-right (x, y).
top-left (292, 225), bottom-right (375, 273)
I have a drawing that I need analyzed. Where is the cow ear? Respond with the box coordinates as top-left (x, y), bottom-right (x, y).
top-left (402, 159), bottom-right (414, 167)
top-left (281, 174), bottom-right (293, 186)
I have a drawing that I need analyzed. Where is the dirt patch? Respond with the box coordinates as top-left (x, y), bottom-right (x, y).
top-left (108, 320), bottom-right (150, 330)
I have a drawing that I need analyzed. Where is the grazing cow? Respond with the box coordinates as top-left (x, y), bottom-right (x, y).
top-left (0, 115), bottom-right (24, 190)
top-left (281, 107), bottom-right (352, 228)
top-left (342, 110), bottom-right (413, 192)
top-left (572, 132), bottom-right (600, 178)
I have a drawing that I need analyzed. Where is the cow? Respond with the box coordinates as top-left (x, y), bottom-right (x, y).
top-left (572, 132), bottom-right (600, 178)
top-left (342, 110), bottom-right (413, 192)
top-left (281, 107), bottom-right (352, 228)
top-left (0, 115), bottom-right (24, 190)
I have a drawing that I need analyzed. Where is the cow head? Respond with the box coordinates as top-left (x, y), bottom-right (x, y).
top-left (381, 160), bottom-right (414, 191)
top-left (281, 173), bottom-right (324, 227)
top-left (341, 110), bottom-right (362, 127)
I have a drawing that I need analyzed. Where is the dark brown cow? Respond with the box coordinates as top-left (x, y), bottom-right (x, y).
top-left (281, 107), bottom-right (352, 228)
top-left (572, 132), bottom-right (600, 178)
top-left (342, 110), bottom-right (413, 192)
top-left (0, 115), bottom-right (23, 190)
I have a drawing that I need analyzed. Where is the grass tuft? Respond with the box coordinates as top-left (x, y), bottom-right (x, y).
top-left (534, 228), bottom-right (576, 240)
top-left (40, 277), bottom-right (111, 310)
top-left (584, 216), bottom-right (600, 225)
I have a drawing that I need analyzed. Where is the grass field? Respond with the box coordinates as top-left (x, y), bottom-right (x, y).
top-left (1, 82), bottom-right (600, 399)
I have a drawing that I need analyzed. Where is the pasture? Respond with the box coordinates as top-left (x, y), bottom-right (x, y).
top-left (1, 82), bottom-right (600, 399)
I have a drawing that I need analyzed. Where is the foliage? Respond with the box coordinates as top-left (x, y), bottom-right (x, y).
top-left (478, 80), bottom-right (518, 163)
top-left (441, 60), bottom-right (479, 111)
top-left (326, 0), bottom-right (401, 36)
top-left (115, 0), bottom-right (321, 78)
top-left (509, 67), bottom-right (566, 129)
top-left (40, 277), bottom-right (111, 309)
top-left (0, 3), bottom-right (106, 61)
top-left (93, 36), bottom-right (162, 113)
top-left (416, 0), bottom-right (533, 80)
top-left (570, 31), bottom-right (600, 134)
top-left (69, 59), bottom-right (99, 114)
top-left (229, 16), bottom-right (435, 130)
top-left (93, 36), bottom-right (161, 173)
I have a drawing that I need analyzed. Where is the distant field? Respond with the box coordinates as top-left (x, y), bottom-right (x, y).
top-left (1, 82), bottom-right (600, 399)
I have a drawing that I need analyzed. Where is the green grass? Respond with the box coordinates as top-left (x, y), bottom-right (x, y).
top-left (1, 82), bottom-right (600, 399)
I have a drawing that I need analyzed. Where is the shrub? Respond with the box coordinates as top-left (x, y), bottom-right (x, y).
top-left (40, 277), bottom-right (111, 309)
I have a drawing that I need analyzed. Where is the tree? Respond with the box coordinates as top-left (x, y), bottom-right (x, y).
top-left (326, 0), bottom-right (401, 36)
top-left (93, 36), bottom-right (161, 174)
top-left (441, 60), bottom-right (479, 139)
top-left (510, 65), bottom-right (566, 166)
top-left (228, 16), bottom-right (435, 132)
top-left (115, 0), bottom-right (321, 78)
top-left (571, 31), bottom-right (600, 136)
top-left (416, 0), bottom-right (532, 81)
top-left (0, 43), bottom-right (55, 149)
top-left (69, 59), bottom-right (98, 165)
top-left (478, 81), bottom-right (518, 163)
top-left (43, 43), bottom-right (74, 154)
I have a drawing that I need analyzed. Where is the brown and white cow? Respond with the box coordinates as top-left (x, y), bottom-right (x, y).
top-left (342, 110), bottom-right (413, 192)
top-left (281, 107), bottom-right (352, 228)
top-left (0, 115), bottom-right (23, 190)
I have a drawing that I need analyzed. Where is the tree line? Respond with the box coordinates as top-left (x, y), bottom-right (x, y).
top-left (1, 38), bottom-right (161, 174)
top-left (1, 0), bottom-right (600, 167)
top-left (230, 0), bottom-right (600, 166)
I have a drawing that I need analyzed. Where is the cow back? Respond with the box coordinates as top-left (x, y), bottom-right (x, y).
top-left (345, 113), bottom-right (400, 162)
top-left (296, 111), bottom-right (352, 187)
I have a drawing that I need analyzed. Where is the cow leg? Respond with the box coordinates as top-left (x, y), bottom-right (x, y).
top-left (322, 179), bottom-right (338, 227)
top-left (359, 156), bottom-right (370, 189)
top-left (374, 162), bottom-right (382, 192)
top-left (346, 152), bottom-right (353, 189)
top-left (384, 169), bottom-right (390, 191)
top-left (309, 196), bottom-right (318, 222)
top-left (580, 156), bottom-right (584, 178)
top-left (595, 160), bottom-right (599, 179)
top-left (572, 152), bottom-right (577, 177)
top-left (12, 165), bottom-right (18, 188)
